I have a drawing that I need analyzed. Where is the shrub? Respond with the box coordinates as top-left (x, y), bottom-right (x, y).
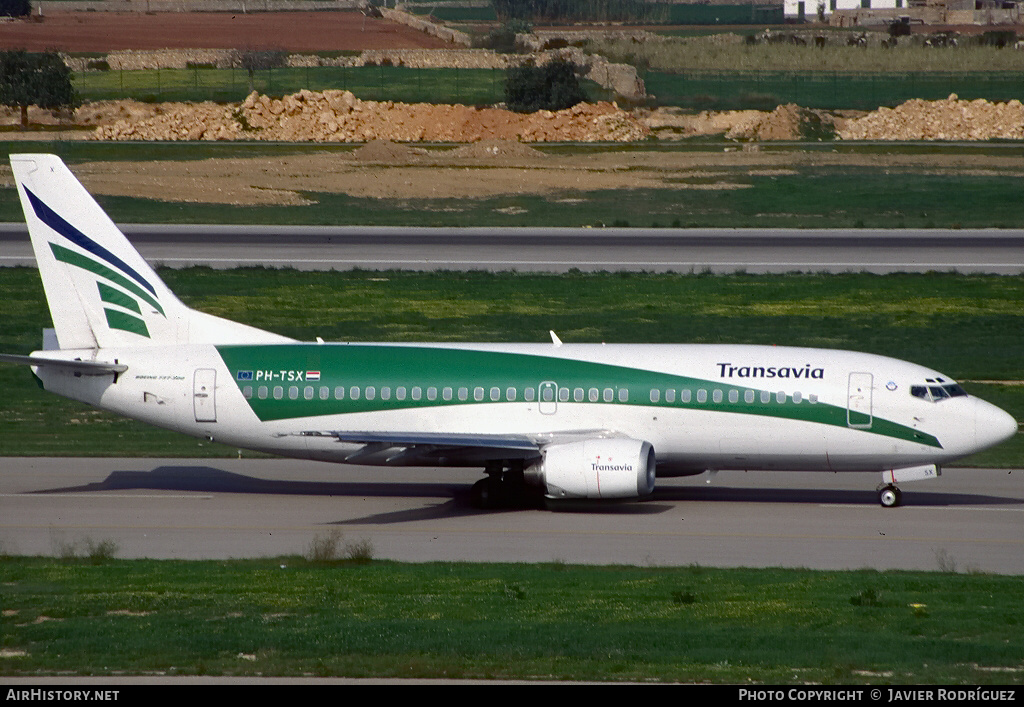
top-left (504, 58), bottom-right (587, 113)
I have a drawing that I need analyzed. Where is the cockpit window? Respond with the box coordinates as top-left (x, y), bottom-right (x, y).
top-left (912, 383), bottom-right (968, 402)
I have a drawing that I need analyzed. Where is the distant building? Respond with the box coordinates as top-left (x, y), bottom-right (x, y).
top-left (786, 0), bottom-right (1020, 23)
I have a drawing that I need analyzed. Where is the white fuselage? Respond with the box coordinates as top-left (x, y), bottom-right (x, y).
top-left (33, 341), bottom-right (1016, 476)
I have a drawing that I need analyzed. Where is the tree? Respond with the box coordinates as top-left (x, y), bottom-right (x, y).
top-left (232, 48), bottom-right (288, 94)
top-left (0, 51), bottom-right (79, 129)
top-left (0, 0), bottom-right (31, 18)
top-left (504, 58), bottom-right (587, 113)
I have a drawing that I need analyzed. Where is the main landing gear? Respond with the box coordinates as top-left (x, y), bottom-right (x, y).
top-left (470, 460), bottom-right (540, 510)
top-left (877, 483), bottom-right (903, 508)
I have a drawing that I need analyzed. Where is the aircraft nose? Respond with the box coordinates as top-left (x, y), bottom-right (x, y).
top-left (975, 398), bottom-right (1018, 452)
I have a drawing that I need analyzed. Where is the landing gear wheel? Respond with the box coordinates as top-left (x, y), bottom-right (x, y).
top-left (878, 485), bottom-right (902, 508)
top-left (470, 476), bottom-right (502, 510)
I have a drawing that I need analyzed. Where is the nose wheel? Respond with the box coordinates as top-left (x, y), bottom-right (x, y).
top-left (877, 484), bottom-right (902, 508)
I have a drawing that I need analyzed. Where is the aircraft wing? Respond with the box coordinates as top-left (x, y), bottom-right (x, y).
top-left (295, 429), bottom-right (624, 465)
top-left (0, 353), bottom-right (128, 376)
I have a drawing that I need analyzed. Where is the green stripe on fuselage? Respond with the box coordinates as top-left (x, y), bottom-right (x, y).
top-left (216, 344), bottom-right (942, 448)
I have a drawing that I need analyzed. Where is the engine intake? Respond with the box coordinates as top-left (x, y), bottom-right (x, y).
top-left (526, 438), bottom-right (656, 499)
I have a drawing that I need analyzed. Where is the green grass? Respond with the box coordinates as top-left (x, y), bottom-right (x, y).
top-left (75, 66), bottom-right (523, 106)
top-left (0, 268), bottom-right (1021, 463)
top-left (644, 70), bottom-right (1024, 111)
top-left (2, 557), bottom-right (1023, 681)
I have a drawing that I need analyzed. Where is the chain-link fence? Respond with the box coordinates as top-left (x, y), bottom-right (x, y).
top-left (76, 65), bottom-right (1024, 112)
top-left (645, 70), bottom-right (1024, 111)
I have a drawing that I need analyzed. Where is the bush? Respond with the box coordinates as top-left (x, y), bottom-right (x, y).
top-left (504, 58), bottom-right (587, 113)
top-left (472, 19), bottom-right (531, 53)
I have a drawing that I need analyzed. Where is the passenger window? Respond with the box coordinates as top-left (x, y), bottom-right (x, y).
top-left (412, 386), bottom-right (422, 401)
top-left (427, 387), bottom-right (438, 401)
top-left (507, 387), bottom-right (517, 401)
top-left (490, 387), bottom-right (501, 401)
top-left (289, 386), bottom-right (299, 400)
top-left (525, 387), bottom-right (536, 402)
top-left (474, 387), bottom-right (484, 402)
top-left (243, 386), bottom-right (253, 399)
top-left (744, 390), bottom-right (754, 404)
top-left (618, 388), bottom-right (628, 403)
top-left (681, 389), bottom-right (692, 403)
top-left (258, 386), bottom-right (268, 399)
top-left (776, 391), bottom-right (786, 404)
top-left (650, 389), bottom-right (660, 403)
top-left (396, 386), bottom-right (406, 400)
top-left (697, 389), bottom-right (707, 403)
top-left (365, 386), bottom-right (376, 400)
top-left (304, 386), bottom-right (314, 400)
top-left (760, 390), bottom-right (771, 404)
top-left (350, 386), bottom-right (360, 400)
top-left (793, 391), bottom-right (802, 404)
top-left (559, 387), bottom-right (569, 403)
top-left (381, 387), bottom-right (391, 401)
top-left (319, 386), bottom-right (329, 400)
top-left (665, 389), bottom-right (676, 403)
top-left (443, 387), bottom-right (453, 401)
top-left (728, 389), bottom-right (738, 404)
top-left (712, 389), bottom-right (723, 403)
top-left (574, 387), bottom-right (584, 402)
top-left (589, 388), bottom-right (599, 402)
top-left (274, 386), bottom-right (283, 400)
top-left (603, 388), bottom-right (614, 402)
top-left (458, 387), bottom-right (468, 401)
top-left (334, 386), bottom-right (344, 400)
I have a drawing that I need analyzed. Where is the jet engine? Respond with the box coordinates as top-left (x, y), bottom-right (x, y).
top-left (525, 438), bottom-right (656, 499)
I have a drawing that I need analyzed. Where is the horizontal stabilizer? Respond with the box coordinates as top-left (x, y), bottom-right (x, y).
top-left (0, 353), bottom-right (127, 376)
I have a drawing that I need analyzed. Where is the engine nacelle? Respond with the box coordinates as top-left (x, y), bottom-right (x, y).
top-left (525, 438), bottom-right (656, 500)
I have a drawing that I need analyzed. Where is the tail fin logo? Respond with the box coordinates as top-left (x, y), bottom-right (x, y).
top-left (25, 187), bottom-right (164, 339)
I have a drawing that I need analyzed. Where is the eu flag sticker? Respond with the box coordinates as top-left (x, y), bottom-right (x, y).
top-left (237, 371), bottom-right (254, 381)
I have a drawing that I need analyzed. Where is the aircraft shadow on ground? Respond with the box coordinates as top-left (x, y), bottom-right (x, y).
top-left (26, 465), bottom-right (1019, 524)
top-left (654, 484), bottom-right (1019, 508)
top-left (30, 465), bottom-right (461, 500)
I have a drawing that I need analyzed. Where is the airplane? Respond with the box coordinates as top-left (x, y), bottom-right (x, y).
top-left (0, 154), bottom-right (1017, 509)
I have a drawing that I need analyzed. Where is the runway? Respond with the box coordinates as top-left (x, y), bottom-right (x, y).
top-left (3, 458), bottom-right (1022, 574)
top-left (3, 225), bottom-right (1024, 273)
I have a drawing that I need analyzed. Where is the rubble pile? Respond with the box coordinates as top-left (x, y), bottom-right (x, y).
top-left (838, 95), bottom-right (1024, 141)
top-left (92, 89), bottom-right (651, 142)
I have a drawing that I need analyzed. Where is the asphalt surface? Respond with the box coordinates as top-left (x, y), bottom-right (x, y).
top-left (3, 225), bottom-right (1024, 273)
top-left (3, 457), bottom-right (1022, 573)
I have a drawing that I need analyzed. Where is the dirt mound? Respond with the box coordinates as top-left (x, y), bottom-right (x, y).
top-left (447, 139), bottom-right (545, 159)
top-left (92, 90), bottom-right (650, 143)
top-left (641, 105), bottom-right (805, 141)
top-left (353, 140), bottom-right (428, 162)
top-left (838, 95), bottom-right (1024, 141)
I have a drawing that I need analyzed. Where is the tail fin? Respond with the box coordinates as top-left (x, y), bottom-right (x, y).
top-left (10, 154), bottom-right (291, 349)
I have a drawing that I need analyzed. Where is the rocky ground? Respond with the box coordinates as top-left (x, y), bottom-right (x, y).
top-left (8, 92), bottom-right (1021, 144)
